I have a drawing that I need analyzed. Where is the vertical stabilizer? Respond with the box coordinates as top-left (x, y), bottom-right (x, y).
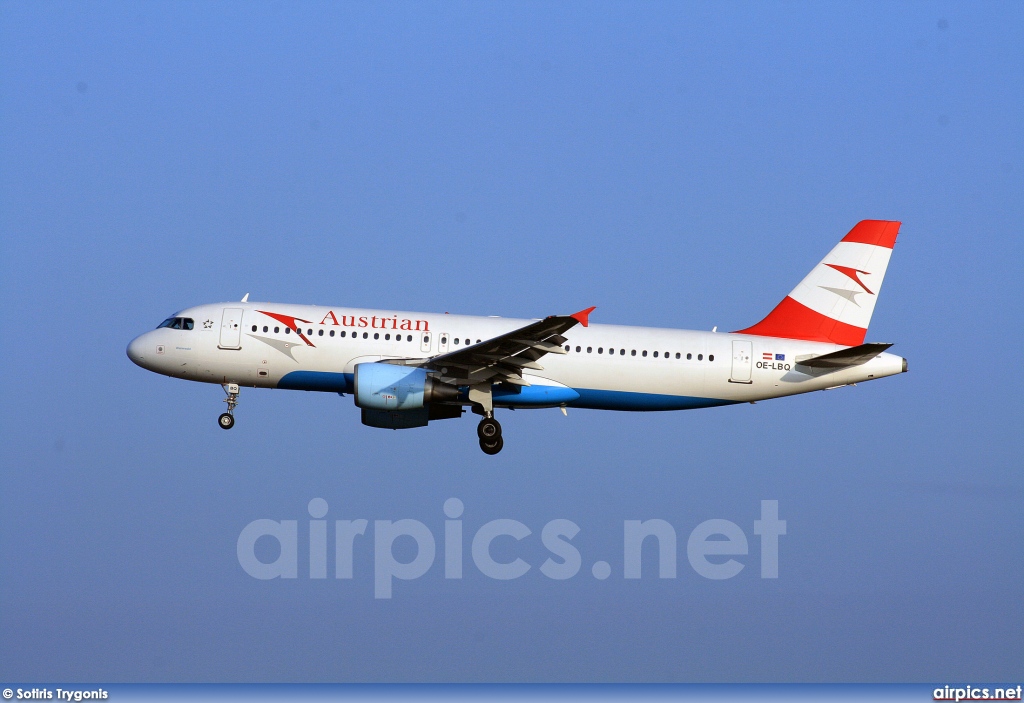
top-left (735, 220), bottom-right (900, 346)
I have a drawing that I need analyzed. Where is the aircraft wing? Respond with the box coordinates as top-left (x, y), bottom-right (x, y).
top-left (407, 306), bottom-right (595, 386)
top-left (796, 342), bottom-right (893, 369)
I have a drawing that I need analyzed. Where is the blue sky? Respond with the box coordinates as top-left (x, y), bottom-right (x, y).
top-left (1, 1), bottom-right (1021, 682)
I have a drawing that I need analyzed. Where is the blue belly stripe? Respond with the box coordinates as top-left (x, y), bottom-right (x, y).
top-left (568, 388), bottom-right (738, 411)
top-left (492, 384), bottom-right (580, 407)
top-left (278, 371), bottom-right (354, 393)
top-left (277, 371), bottom-right (734, 412)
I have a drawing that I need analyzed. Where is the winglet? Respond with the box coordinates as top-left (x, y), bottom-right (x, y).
top-left (570, 306), bottom-right (597, 327)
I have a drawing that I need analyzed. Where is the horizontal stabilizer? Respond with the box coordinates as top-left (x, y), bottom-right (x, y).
top-left (796, 343), bottom-right (893, 369)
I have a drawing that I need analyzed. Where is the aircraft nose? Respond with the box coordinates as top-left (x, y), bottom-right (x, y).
top-left (126, 334), bottom-right (149, 368)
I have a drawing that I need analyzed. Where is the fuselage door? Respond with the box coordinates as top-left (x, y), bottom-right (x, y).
top-left (438, 332), bottom-right (450, 354)
top-left (729, 339), bottom-right (753, 384)
top-left (219, 308), bottom-right (243, 349)
top-left (420, 332), bottom-right (432, 353)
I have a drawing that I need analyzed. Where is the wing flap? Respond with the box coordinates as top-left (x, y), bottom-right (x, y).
top-left (511, 339), bottom-right (568, 354)
top-left (418, 308), bottom-right (592, 382)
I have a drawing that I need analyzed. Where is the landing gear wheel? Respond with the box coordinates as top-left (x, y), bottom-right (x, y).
top-left (477, 417), bottom-right (502, 440)
top-left (220, 383), bottom-right (239, 430)
top-left (480, 436), bottom-right (503, 455)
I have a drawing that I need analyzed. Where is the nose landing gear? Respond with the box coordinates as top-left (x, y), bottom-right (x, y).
top-left (219, 383), bottom-right (239, 430)
top-left (477, 415), bottom-right (503, 455)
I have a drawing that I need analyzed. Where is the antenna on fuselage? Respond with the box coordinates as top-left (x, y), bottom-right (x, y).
top-left (241, 293), bottom-right (250, 302)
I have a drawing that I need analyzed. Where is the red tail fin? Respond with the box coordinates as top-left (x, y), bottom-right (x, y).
top-left (735, 221), bottom-right (900, 345)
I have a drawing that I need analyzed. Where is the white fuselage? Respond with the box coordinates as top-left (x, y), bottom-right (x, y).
top-left (126, 302), bottom-right (906, 411)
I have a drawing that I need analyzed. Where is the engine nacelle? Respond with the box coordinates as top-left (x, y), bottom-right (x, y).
top-left (353, 362), bottom-right (459, 411)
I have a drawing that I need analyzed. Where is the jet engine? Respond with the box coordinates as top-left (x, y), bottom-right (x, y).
top-left (353, 363), bottom-right (462, 428)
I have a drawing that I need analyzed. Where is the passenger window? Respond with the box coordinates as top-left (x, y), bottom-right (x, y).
top-left (251, 325), bottom-right (257, 332)
top-left (620, 349), bottom-right (625, 355)
top-left (385, 334), bottom-right (391, 340)
top-left (608, 348), bottom-right (613, 354)
top-left (587, 347), bottom-right (592, 353)
top-left (285, 328), bottom-right (290, 334)
top-left (642, 350), bottom-right (647, 357)
top-left (709, 355), bottom-right (714, 362)
top-left (363, 332), bottom-right (368, 339)
top-left (687, 353), bottom-right (692, 360)
top-left (374, 333), bottom-right (380, 340)
top-left (408, 335), bottom-right (413, 342)
top-left (274, 326), bottom-right (280, 333)
top-left (675, 352), bottom-right (680, 359)
top-left (330, 330), bottom-right (335, 337)
top-left (631, 350), bottom-right (636, 356)
top-left (598, 348), bottom-right (603, 354)
top-left (263, 326), bottom-right (268, 332)
top-left (576, 346), bottom-right (581, 352)
top-left (476, 339), bottom-right (481, 344)
top-left (698, 354), bottom-right (703, 360)
top-left (454, 338), bottom-right (460, 345)
top-left (307, 329), bottom-right (313, 336)
top-left (318, 329), bottom-right (324, 336)
top-left (653, 351), bottom-right (658, 358)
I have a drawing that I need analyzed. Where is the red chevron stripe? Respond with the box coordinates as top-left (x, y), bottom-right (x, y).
top-left (256, 310), bottom-right (316, 347)
top-left (825, 264), bottom-right (874, 294)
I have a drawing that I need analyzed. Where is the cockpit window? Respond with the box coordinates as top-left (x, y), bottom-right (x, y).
top-left (156, 317), bottom-right (194, 330)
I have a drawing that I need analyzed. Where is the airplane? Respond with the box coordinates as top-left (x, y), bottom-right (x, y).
top-left (127, 220), bottom-right (907, 454)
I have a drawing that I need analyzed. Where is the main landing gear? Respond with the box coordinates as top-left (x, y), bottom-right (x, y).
top-left (477, 415), bottom-right (503, 455)
top-left (469, 383), bottom-right (503, 455)
top-left (219, 383), bottom-right (239, 430)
